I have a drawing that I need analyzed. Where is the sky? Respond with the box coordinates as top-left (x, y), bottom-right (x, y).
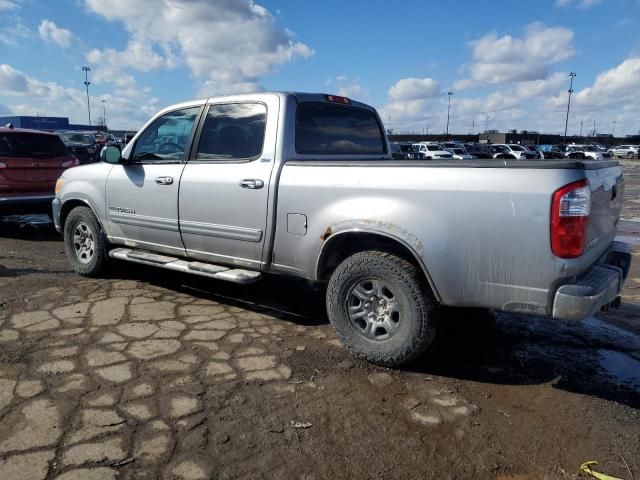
top-left (0, 0), bottom-right (639, 135)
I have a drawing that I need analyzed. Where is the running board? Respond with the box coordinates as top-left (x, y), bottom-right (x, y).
top-left (108, 248), bottom-right (261, 284)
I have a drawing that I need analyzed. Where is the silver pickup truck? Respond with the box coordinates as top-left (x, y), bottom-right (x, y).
top-left (53, 92), bottom-right (631, 366)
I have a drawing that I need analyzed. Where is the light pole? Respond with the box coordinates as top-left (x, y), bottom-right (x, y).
top-left (82, 66), bottom-right (92, 128)
top-left (563, 72), bottom-right (576, 142)
top-left (445, 91), bottom-right (453, 137)
top-left (612, 121), bottom-right (616, 137)
top-left (485, 114), bottom-right (490, 132)
top-left (101, 99), bottom-right (107, 128)
top-left (579, 120), bottom-right (584, 137)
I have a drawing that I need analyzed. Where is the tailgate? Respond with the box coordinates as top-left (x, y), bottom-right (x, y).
top-left (584, 164), bottom-right (624, 256)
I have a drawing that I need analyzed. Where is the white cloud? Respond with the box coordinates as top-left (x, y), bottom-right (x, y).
top-left (452, 79), bottom-right (476, 91)
top-left (38, 19), bottom-right (73, 48)
top-left (0, 63), bottom-right (159, 129)
top-left (515, 72), bottom-right (567, 98)
top-left (83, 0), bottom-right (313, 96)
top-left (326, 75), bottom-right (368, 100)
top-left (555, 0), bottom-right (605, 8)
top-left (388, 77), bottom-right (440, 101)
top-left (465, 23), bottom-right (574, 85)
top-left (380, 55), bottom-right (640, 136)
top-left (0, 22), bottom-right (31, 47)
top-left (0, 0), bottom-right (17, 10)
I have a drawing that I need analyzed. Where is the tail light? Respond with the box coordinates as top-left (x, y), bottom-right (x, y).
top-left (551, 179), bottom-right (590, 258)
top-left (325, 94), bottom-right (351, 105)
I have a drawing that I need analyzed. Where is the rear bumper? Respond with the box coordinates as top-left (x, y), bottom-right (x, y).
top-left (552, 241), bottom-right (631, 321)
top-left (0, 194), bottom-right (54, 214)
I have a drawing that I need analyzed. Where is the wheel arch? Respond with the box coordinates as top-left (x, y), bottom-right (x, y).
top-left (315, 229), bottom-right (441, 302)
top-left (60, 198), bottom-right (105, 233)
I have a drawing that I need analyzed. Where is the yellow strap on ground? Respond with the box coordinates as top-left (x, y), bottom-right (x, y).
top-left (580, 461), bottom-right (625, 480)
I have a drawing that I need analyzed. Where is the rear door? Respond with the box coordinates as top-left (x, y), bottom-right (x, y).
top-left (105, 106), bottom-right (202, 255)
top-left (178, 96), bottom-right (278, 269)
top-left (0, 132), bottom-right (72, 196)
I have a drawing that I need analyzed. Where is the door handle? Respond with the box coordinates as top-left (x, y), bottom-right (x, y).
top-left (239, 179), bottom-right (264, 189)
top-left (155, 176), bottom-right (174, 185)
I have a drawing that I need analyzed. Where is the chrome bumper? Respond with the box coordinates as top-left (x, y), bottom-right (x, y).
top-left (552, 241), bottom-right (631, 321)
top-left (52, 198), bottom-right (62, 232)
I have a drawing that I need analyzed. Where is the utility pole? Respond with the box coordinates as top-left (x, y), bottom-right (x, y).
top-left (472, 119), bottom-right (475, 134)
top-left (101, 99), bottom-right (107, 128)
top-left (446, 91), bottom-right (453, 137)
top-left (579, 120), bottom-right (583, 137)
top-left (426, 123), bottom-right (430, 135)
top-left (564, 72), bottom-right (576, 142)
top-left (82, 66), bottom-right (92, 128)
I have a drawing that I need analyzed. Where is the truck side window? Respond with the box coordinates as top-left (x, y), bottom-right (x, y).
top-left (195, 103), bottom-right (266, 161)
top-left (131, 107), bottom-right (200, 163)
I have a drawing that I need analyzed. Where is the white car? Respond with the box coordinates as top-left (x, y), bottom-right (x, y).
top-left (446, 147), bottom-right (475, 160)
top-left (413, 143), bottom-right (453, 159)
top-left (492, 144), bottom-right (538, 160)
top-left (566, 145), bottom-right (604, 160)
top-left (610, 145), bottom-right (638, 159)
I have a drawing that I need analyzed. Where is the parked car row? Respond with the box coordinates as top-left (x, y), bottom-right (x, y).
top-left (390, 140), bottom-right (637, 161)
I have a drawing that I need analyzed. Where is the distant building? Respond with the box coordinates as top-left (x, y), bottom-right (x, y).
top-left (0, 115), bottom-right (104, 132)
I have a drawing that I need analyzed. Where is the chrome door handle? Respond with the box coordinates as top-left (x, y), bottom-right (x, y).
top-left (239, 179), bottom-right (264, 189)
top-left (155, 176), bottom-right (174, 185)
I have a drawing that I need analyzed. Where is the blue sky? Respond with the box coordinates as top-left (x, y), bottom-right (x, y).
top-left (1, 0), bottom-right (639, 134)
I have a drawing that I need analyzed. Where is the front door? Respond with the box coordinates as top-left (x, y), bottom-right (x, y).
top-left (105, 106), bottom-right (202, 255)
top-left (178, 96), bottom-right (278, 269)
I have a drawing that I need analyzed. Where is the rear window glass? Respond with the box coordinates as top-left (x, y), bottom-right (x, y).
top-left (295, 103), bottom-right (385, 155)
top-left (61, 132), bottom-right (93, 144)
top-left (0, 133), bottom-right (68, 158)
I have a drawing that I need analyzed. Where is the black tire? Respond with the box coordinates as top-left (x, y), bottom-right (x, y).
top-left (627, 152), bottom-right (634, 159)
top-left (63, 206), bottom-right (109, 277)
top-left (326, 250), bottom-right (437, 367)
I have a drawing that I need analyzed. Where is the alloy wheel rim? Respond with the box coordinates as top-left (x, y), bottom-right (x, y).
top-left (72, 222), bottom-right (95, 264)
top-left (346, 279), bottom-right (401, 341)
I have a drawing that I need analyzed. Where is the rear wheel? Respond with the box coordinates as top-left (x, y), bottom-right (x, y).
top-left (63, 206), bottom-right (109, 276)
top-left (326, 250), bottom-right (437, 367)
top-left (627, 152), bottom-right (634, 159)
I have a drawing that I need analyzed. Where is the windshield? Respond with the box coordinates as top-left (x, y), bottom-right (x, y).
top-left (61, 132), bottom-right (93, 143)
top-left (509, 145), bottom-right (526, 151)
top-left (426, 145), bottom-right (442, 151)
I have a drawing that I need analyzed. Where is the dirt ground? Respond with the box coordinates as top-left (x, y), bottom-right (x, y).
top-left (0, 162), bottom-right (639, 480)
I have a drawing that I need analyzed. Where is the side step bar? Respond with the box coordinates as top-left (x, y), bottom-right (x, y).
top-left (108, 248), bottom-right (262, 284)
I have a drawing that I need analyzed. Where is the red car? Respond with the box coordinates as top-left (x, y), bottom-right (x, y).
top-left (0, 125), bottom-right (79, 216)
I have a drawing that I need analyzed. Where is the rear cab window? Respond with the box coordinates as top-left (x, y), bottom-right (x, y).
top-left (295, 103), bottom-right (386, 155)
top-left (0, 132), bottom-right (68, 158)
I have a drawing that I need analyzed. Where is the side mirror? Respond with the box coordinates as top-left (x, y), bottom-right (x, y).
top-left (101, 145), bottom-right (122, 164)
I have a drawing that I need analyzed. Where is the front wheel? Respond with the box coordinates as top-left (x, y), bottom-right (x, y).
top-left (326, 251), bottom-right (437, 367)
top-left (63, 206), bottom-right (109, 277)
top-left (627, 152), bottom-right (634, 159)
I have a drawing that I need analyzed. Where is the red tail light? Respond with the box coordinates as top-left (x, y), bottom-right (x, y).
top-left (325, 94), bottom-right (351, 105)
top-left (550, 179), bottom-right (590, 258)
